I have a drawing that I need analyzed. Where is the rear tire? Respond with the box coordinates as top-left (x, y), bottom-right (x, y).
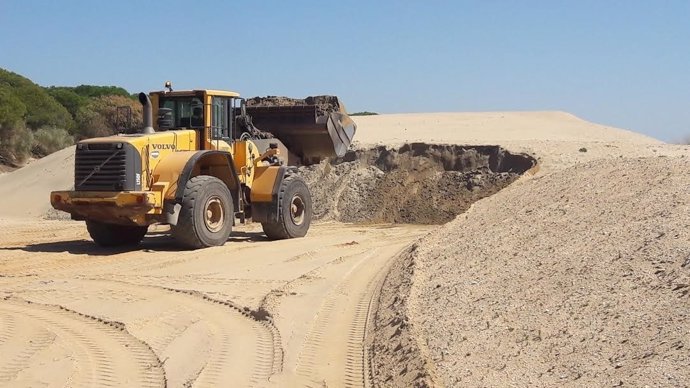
top-left (86, 220), bottom-right (148, 247)
top-left (262, 174), bottom-right (312, 240)
top-left (171, 175), bottom-right (234, 249)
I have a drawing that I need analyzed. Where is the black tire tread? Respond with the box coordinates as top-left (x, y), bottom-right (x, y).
top-left (262, 173), bottom-right (312, 240)
top-left (86, 220), bottom-right (148, 247)
top-left (171, 175), bottom-right (233, 249)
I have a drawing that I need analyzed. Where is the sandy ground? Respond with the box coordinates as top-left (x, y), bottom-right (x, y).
top-left (0, 218), bottom-right (433, 387)
top-left (0, 111), bottom-right (688, 387)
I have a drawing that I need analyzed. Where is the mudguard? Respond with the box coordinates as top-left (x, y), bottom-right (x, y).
top-left (250, 166), bottom-right (288, 223)
top-left (153, 150), bottom-right (242, 225)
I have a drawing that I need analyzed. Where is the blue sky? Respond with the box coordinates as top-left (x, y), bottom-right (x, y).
top-left (1, 1), bottom-right (689, 141)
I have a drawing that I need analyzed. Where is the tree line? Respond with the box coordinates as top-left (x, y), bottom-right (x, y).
top-left (0, 68), bottom-right (143, 165)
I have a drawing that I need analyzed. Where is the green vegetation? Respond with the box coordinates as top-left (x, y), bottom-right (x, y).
top-left (44, 87), bottom-right (88, 119)
top-left (32, 127), bottom-right (74, 157)
top-left (75, 95), bottom-right (143, 139)
top-left (350, 111), bottom-right (378, 116)
top-left (0, 68), bottom-right (141, 165)
top-left (0, 69), bottom-right (72, 131)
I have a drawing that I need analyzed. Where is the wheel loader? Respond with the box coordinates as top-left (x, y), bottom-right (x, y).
top-left (50, 83), bottom-right (356, 249)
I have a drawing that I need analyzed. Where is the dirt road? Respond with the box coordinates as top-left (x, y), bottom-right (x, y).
top-left (0, 218), bottom-right (431, 387)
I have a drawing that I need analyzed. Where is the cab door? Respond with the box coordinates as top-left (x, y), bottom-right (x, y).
top-left (210, 96), bottom-right (233, 150)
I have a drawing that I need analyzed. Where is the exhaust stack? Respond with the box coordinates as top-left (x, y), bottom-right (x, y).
top-left (138, 92), bottom-right (155, 134)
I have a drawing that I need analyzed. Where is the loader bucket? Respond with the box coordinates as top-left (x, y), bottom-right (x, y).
top-left (245, 96), bottom-right (356, 165)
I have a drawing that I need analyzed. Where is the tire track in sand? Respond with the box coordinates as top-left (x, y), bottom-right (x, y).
top-left (0, 297), bottom-right (165, 387)
top-left (0, 311), bottom-right (57, 384)
top-left (156, 286), bottom-right (280, 387)
top-left (4, 278), bottom-right (280, 387)
top-left (0, 221), bottom-right (432, 386)
top-left (288, 242), bottom-right (416, 387)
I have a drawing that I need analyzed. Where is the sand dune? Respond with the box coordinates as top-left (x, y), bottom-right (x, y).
top-left (0, 146), bottom-right (74, 218)
top-left (354, 111), bottom-right (660, 145)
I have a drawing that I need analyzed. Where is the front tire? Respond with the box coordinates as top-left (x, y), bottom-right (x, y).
top-left (86, 220), bottom-right (148, 247)
top-left (171, 175), bottom-right (234, 249)
top-left (262, 174), bottom-right (312, 240)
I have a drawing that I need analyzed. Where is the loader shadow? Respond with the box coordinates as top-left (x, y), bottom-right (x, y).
top-left (226, 231), bottom-right (271, 243)
top-left (1, 231), bottom-right (270, 256)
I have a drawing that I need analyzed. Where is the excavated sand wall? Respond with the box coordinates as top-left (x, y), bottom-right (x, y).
top-left (299, 143), bottom-right (536, 225)
top-left (298, 142), bottom-right (535, 388)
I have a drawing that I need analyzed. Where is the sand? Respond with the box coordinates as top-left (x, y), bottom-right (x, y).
top-left (358, 113), bottom-right (690, 387)
top-left (353, 111), bottom-right (674, 174)
top-left (0, 146), bottom-right (74, 218)
top-left (409, 156), bottom-right (690, 387)
top-left (1, 111), bottom-right (688, 387)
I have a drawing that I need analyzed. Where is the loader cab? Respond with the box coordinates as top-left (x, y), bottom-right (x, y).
top-left (152, 89), bottom-right (242, 149)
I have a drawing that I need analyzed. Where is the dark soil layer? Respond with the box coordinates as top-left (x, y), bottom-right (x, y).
top-left (246, 95), bottom-right (342, 116)
top-left (299, 143), bottom-right (536, 224)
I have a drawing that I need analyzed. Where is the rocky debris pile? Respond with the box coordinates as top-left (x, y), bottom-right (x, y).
top-left (246, 95), bottom-right (343, 116)
top-left (299, 143), bottom-right (536, 224)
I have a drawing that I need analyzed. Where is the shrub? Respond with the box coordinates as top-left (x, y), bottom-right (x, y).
top-left (73, 85), bottom-right (131, 99)
top-left (0, 68), bottom-right (73, 130)
top-left (74, 95), bottom-right (143, 139)
top-left (0, 85), bottom-right (32, 164)
top-left (32, 127), bottom-right (74, 156)
top-left (45, 87), bottom-right (88, 119)
top-left (0, 123), bottom-right (34, 165)
top-left (75, 104), bottom-right (110, 139)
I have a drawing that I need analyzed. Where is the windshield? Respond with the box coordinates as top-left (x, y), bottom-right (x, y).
top-left (159, 97), bottom-right (204, 128)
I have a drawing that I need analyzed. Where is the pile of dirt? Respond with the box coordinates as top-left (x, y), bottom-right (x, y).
top-left (375, 155), bottom-right (690, 387)
top-left (246, 95), bottom-right (343, 116)
top-left (299, 143), bottom-right (536, 224)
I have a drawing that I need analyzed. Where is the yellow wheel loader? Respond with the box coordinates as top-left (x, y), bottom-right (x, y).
top-left (50, 84), bottom-right (356, 249)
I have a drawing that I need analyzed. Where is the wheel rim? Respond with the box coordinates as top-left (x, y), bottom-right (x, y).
top-left (290, 195), bottom-right (305, 226)
top-left (204, 196), bottom-right (225, 233)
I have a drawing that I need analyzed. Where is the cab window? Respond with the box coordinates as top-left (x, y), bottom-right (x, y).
top-left (159, 97), bottom-right (204, 128)
top-left (211, 97), bottom-right (233, 140)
